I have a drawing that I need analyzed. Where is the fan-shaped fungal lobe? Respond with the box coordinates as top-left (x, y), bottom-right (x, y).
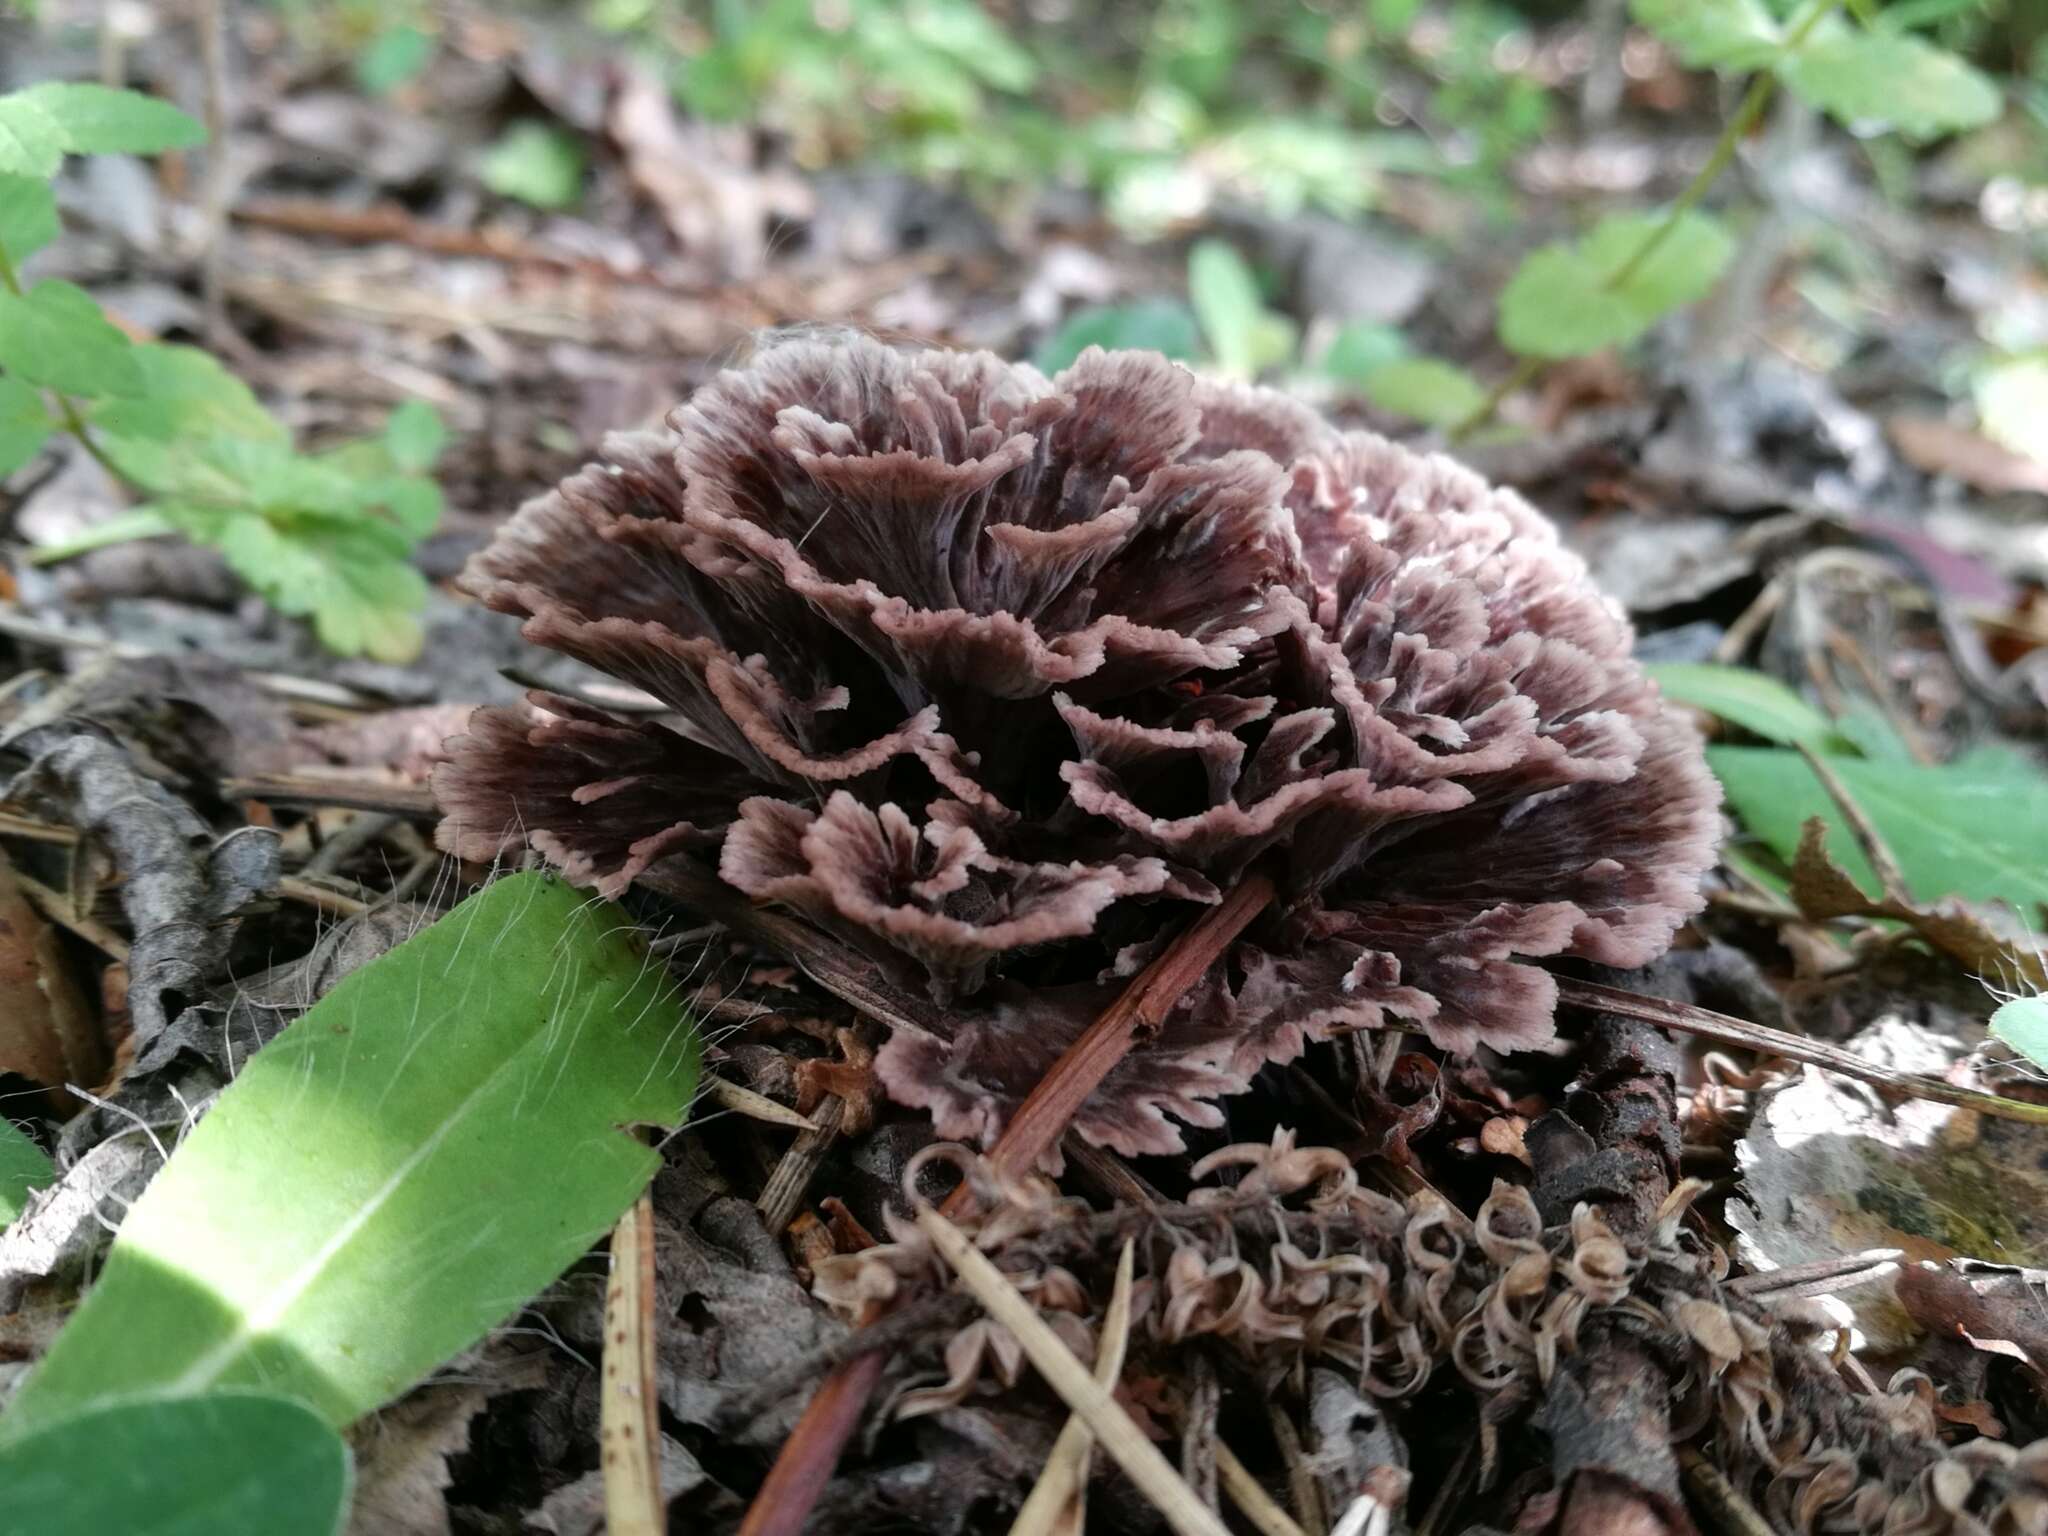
top-left (436, 336), bottom-right (1719, 1156)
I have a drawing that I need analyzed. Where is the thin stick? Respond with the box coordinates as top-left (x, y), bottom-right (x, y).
top-left (919, 1206), bottom-right (1232, 1536)
top-left (982, 873), bottom-right (1275, 1183)
top-left (1556, 977), bottom-right (2048, 1126)
top-left (1794, 742), bottom-right (1911, 900)
top-left (1216, 1439), bottom-right (1309, 1536)
top-left (1678, 1448), bottom-right (1777, 1536)
top-left (222, 775), bottom-right (438, 818)
top-left (756, 1095), bottom-right (845, 1234)
top-left (1009, 1240), bottom-right (1136, 1536)
top-left (601, 1194), bottom-right (665, 1536)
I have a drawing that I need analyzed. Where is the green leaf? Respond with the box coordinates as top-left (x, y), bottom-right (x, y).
top-left (0, 375), bottom-right (52, 478)
top-left (1, 873), bottom-right (699, 1435)
top-left (1779, 32), bottom-right (2002, 141)
top-left (0, 1392), bottom-right (350, 1535)
top-left (8, 82), bottom-right (204, 157)
top-left (0, 281), bottom-right (143, 397)
top-left (1628, 0), bottom-right (1782, 70)
top-left (1033, 300), bottom-right (1201, 374)
top-left (1316, 321), bottom-right (1410, 386)
top-left (1707, 747), bottom-right (2048, 910)
top-left (1991, 995), bottom-right (2048, 1071)
top-left (1358, 357), bottom-right (1488, 429)
top-left (1977, 353), bottom-right (2048, 464)
top-left (356, 24), bottom-right (437, 97)
top-left (0, 93), bottom-right (66, 178)
top-left (90, 343), bottom-right (286, 445)
top-left (1645, 662), bottom-right (1836, 745)
top-left (0, 1116), bottom-right (53, 1228)
top-left (0, 172), bottom-right (59, 264)
top-left (480, 121), bottom-right (586, 210)
top-left (1498, 209), bottom-right (1735, 360)
top-left (1188, 238), bottom-right (1281, 380)
top-left (382, 399), bottom-right (446, 473)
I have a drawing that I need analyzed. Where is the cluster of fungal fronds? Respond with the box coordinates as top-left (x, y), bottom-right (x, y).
top-left (812, 1134), bottom-right (2048, 1536)
top-left (435, 336), bottom-right (1720, 1154)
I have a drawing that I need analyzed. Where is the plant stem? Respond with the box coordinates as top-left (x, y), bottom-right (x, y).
top-left (0, 238), bottom-right (134, 488)
top-left (1451, 0), bottom-right (1843, 441)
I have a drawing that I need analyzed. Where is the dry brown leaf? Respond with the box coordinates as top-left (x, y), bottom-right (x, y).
top-left (1790, 817), bottom-right (2047, 989)
top-left (1888, 416), bottom-right (2048, 498)
top-left (0, 849), bottom-right (102, 1097)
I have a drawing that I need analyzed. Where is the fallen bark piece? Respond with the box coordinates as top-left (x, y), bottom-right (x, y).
top-left (0, 848), bottom-right (101, 1097)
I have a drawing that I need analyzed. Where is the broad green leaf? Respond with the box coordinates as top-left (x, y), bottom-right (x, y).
top-left (1629, 0), bottom-right (1782, 70)
top-left (0, 281), bottom-right (143, 397)
top-left (2, 873), bottom-right (699, 1434)
top-left (0, 94), bottom-right (66, 178)
top-left (0, 375), bottom-right (52, 478)
top-left (1977, 353), bottom-right (2048, 464)
top-left (1033, 300), bottom-right (1201, 374)
top-left (9, 82), bottom-right (204, 157)
top-left (1499, 210), bottom-right (1735, 360)
top-left (1707, 747), bottom-right (2048, 911)
top-left (1188, 238), bottom-right (1270, 380)
top-left (1358, 357), bottom-right (1488, 430)
top-left (356, 24), bottom-right (437, 96)
top-left (1779, 33), bottom-right (2002, 141)
top-left (0, 1392), bottom-right (349, 1535)
top-left (1646, 662), bottom-right (1835, 745)
top-left (480, 121), bottom-right (586, 210)
top-left (90, 343), bottom-right (286, 445)
top-left (0, 1116), bottom-right (53, 1228)
top-left (1991, 996), bottom-right (2048, 1071)
top-left (0, 172), bottom-right (59, 264)
top-left (382, 399), bottom-right (446, 473)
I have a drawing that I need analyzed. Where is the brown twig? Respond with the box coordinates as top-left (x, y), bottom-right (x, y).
top-left (756, 1094), bottom-right (845, 1234)
top-left (731, 871), bottom-right (1276, 1536)
top-left (1556, 977), bottom-right (2048, 1125)
top-left (1794, 742), bottom-right (1911, 899)
top-left (221, 775), bottom-right (437, 818)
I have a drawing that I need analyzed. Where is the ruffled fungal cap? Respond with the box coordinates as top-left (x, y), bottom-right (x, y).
top-left (436, 335), bottom-right (1719, 1156)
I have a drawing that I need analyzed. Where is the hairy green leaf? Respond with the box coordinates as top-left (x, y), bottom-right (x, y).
top-left (0, 1392), bottom-right (349, 1536)
top-left (0, 1116), bottom-right (53, 1228)
top-left (1629, 0), bottom-right (1782, 70)
top-left (1645, 663), bottom-right (1836, 745)
top-left (0, 375), bottom-right (52, 478)
top-left (0, 280), bottom-right (143, 397)
top-left (1780, 32), bottom-right (2002, 140)
top-left (1033, 300), bottom-right (1201, 374)
top-left (8, 82), bottom-right (204, 157)
top-left (1498, 209), bottom-right (1734, 359)
top-left (1708, 747), bottom-right (2048, 910)
top-left (0, 172), bottom-right (59, 264)
top-left (1, 873), bottom-right (700, 1433)
top-left (1358, 357), bottom-right (1488, 429)
top-left (1991, 996), bottom-right (2048, 1072)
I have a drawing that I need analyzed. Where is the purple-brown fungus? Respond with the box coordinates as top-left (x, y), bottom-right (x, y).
top-left (435, 335), bottom-right (1720, 1156)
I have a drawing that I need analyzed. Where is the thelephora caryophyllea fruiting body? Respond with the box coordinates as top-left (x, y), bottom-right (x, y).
top-left (436, 336), bottom-right (1720, 1156)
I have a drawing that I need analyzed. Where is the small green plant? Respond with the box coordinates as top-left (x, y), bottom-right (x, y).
top-left (1445, 0), bottom-right (2004, 436)
top-left (0, 83), bottom-right (444, 661)
top-left (479, 120), bottom-right (587, 210)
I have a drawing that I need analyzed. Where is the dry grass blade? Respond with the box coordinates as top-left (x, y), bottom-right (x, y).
top-left (704, 1075), bottom-right (819, 1131)
top-left (1008, 1239), bottom-right (1137, 1536)
top-left (1794, 741), bottom-right (1912, 900)
top-left (918, 1205), bottom-right (1231, 1536)
top-left (602, 1192), bottom-right (666, 1536)
top-left (1215, 1438), bottom-right (1308, 1536)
